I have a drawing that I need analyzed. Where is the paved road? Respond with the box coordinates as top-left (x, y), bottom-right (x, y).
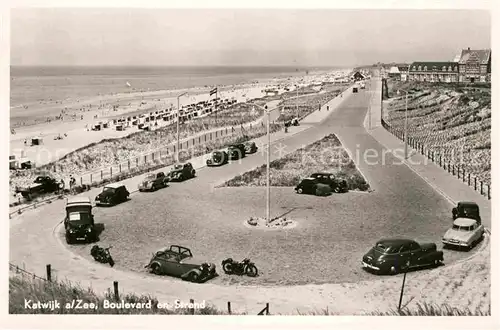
top-left (9, 86), bottom-right (483, 314)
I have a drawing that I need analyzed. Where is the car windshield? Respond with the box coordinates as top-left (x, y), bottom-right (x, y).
top-left (452, 224), bottom-right (473, 231)
top-left (374, 243), bottom-right (400, 254)
top-left (173, 165), bottom-right (183, 170)
top-left (103, 187), bottom-right (115, 192)
top-left (145, 174), bottom-right (155, 180)
top-left (68, 212), bottom-right (91, 225)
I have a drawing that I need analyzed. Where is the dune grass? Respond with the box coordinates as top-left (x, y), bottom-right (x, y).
top-left (10, 274), bottom-right (488, 315)
top-left (220, 133), bottom-right (370, 191)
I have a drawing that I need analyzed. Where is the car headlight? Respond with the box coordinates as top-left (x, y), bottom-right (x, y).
top-left (87, 227), bottom-right (92, 232)
top-left (69, 229), bottom-right (75, 233)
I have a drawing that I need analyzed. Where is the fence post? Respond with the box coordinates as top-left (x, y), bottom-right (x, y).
top-left (452, 165), bottom-right (455, 176)
top-left (128, 159), bottom-right (131, 170)
top-left (113, 281), bottom-right (119, 301)
top-left (216, 131), bottom-right (218, 138)
top-left (144, 155), bottom-right (147, 163)
top-left (46, 264), bottom-right (52, 282)
top-left (474, 177), bottom-right (477, 190)
top-left (439, 155), bottom-right (442, 167)
top-left (266, 303), bottom-right (270, 315)
top-left (189, 299), bottom-right (195, 315)
top-left (457, 165), bottom-right (460, 179)
top-left (90, 173), bottom-right (92, 183)
top-left (481, 182), bottom-right (483, 195)
top-left (101, 170), bottom-right (103, 180)
top-left (468, 173), bottom-right (471, 186)
top-left (398, 271), bottom-right (407, 311)
top-left (80, 177), bottom-right (83, 186)
top-left (227, 302), bottom-right (232, 315)
top-left (462, 168), bottom-right (465, 182)
top-left (488, 185), bottom-right (490, 200)
top-left (110, 167), bottom-right (113, 178)
top-left (136, 158), bottom-right (139, 167)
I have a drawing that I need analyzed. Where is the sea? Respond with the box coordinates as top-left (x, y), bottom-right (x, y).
top-left (10, 65), bottom-right (340, 109)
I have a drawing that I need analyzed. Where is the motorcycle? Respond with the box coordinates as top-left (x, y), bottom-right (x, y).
top-left (90, 245), bottom-right (115, 267)
top-left (221, 258), bottom-right (258, 277)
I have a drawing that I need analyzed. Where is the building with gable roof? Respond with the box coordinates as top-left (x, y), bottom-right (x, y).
top-left (408, 61), bottom-right (459, 83)
top-left (458, 47), bottom-right (491, 83)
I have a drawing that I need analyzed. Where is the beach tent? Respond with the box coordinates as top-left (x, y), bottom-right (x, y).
top-left (31, 137), bottom-right (43, 146)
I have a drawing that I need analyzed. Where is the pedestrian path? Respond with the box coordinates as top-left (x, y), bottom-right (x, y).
top-left (365, 78), bottom-right (491, 227)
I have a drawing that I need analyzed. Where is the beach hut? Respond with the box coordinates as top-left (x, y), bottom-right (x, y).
top-left (31, 137), bottom-right (43, 146)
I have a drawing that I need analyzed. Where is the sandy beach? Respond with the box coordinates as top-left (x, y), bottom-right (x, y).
top-left (10, 69), bottom-right (347, 167)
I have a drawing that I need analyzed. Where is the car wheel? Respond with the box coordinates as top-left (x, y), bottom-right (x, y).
top-left (65, 235), bottom-right (72, 244)
top-left (189, 272), bottom-right (199, 283)
top-left (297, 188), bottom-right (303, 194)
top-left (151, 264), bottom-right (161, 275)
top-left (433, 258), bottom-right (441, 267)
top-left (389, 265), bottom-right (398, 274)
top-left (334, 186), bottom-right (340, 193)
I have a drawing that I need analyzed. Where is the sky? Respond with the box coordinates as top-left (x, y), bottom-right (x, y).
top-left (10, 8), bottom-right (491, 67)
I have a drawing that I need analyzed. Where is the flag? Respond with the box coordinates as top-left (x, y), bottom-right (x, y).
top-left (210, 87), bottom-right (217, 96)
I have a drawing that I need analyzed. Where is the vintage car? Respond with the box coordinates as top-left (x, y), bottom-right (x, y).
top-left (452, 201), bottom-right (481, 224)
top-left (352, 87), bottom-right (358, 93)
top-left (206, 150), bottom-right (229, 167)
top-left (227, 144), bottom-right (246, 160)
top-left (442, 218), bottom-right (485, 250)
top-left (362, 238), bottom-right (444, 274)
top-left (138, 172), bottom-right (168, 192)
top-left (95, 183), bottom-right (130, 206)
top-left (284, 118), bottom-right (300, 127)
top-left (310, 172), bottom-right (348, 193)
top-left (145, 245), bottom-right (217, 283)
top-left (167, 163), bottom-right (196, 182)
top-left (243, 141), bottom-right (258, 154)
top-left (64, 196), bottom-right (96, 244)
top-left (15, 175), bottom-right (63, 199)
top-left (295, 178), bottom-right (331, 196)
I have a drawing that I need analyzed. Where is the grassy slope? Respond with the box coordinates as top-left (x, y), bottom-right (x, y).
top-left (220, 134), bottom-right (370, 191)
top-left (384, 80), bottom-right (491, 183)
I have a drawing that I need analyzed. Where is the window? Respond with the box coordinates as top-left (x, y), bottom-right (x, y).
top-left (442, 66), bottom-right (446, 71)
top-left (424, 66), bottom-right (427, 71)
top-left (412, 66), bottom-right (416, 71)
top-left (454, 66), bottom-right (458, 72)
top-left (448, 66), bottom-right (452, 72)
top-left (418, 66), bottom-right (422, 71)
top-left (399, 244), bottom-right (411, 253)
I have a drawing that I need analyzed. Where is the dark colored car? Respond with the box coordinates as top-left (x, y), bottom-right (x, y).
top-left (167, 162), bottom-right (196, 181)
top-left (95, 183), bottom-right (130, 206)
top-left (206, 151), bottom-right (229, 167)
top-left (362, 239), bottom-right (444, 274)
top-left (145, 245), bottom-right (217, 283)
top-left (243, 141), bottom-right (258, 154)
top-left (310, 173), bottom-right (348, 193)
top-left (353, 87), bottom-right (358, 93)
top-left (227, 144), bottom-right (246, 160)
top-left (15, 175), bottom-right (63, 199)
top-left (64, 196), bottom-right (96, 244)
top-left (295, 178), bottom-right (331, 196)
top-left (138, 171), bottom-right (168, 192)
top-left (452, 201), bottom-right (481, 224)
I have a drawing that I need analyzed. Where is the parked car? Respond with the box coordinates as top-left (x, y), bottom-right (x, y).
top-left (243, 141), bottom-right (258, 154)
top-left (138, 172), bottom-right (168, 192)
top-left (206, 150), bottom-right (229, 167)
top-left (295, 178), bottom-right (331, 196)
top-left (362, 238), bottom-right (444, 274)
top-left (310, 173), bottom-right (348, 193)
top-left (442, 218), bottom-right (484, 250)
top-left (452, 201), bottom-right (481, 224)
top-left (15, 175), bottom-right (63, 199)
top-left (352, 87), bottom-right (358, 93)
top-left (284, 118), bottom-right (300, 127)
top-left (64, 196), bottom-right (96, 244)
top-left (95, 183), bottom-right (130, 206)
top-left (167, 163), bottom-right (196, 182)
top-left (228, 144), bottom-right (246, 160)
top-left (145, 245), bottom-right (217, 283)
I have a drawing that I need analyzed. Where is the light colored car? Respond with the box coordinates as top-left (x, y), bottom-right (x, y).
top-left (442, 218), bottom-right (484, 249)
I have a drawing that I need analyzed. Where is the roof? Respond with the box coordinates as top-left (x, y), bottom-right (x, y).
top-left (458, 201), bottom-right (479, 207)
top-left (104, 182), bottom-right (125, 189)
top-left (66, 196), bottom-right (92, 206)
top-left (453, 218), bottom-right (477, 227)
top-left (389, 66), bottom-right (400, 74)
top-left (376, 238), bottom-right (415, 247)
top-left (458, 49), bottom-right (491, 65)
top-left (409, 62), bottom-right (459, 72)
